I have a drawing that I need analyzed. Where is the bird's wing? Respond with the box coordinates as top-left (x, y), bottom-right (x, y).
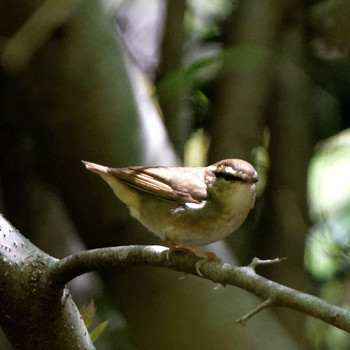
top-left (107, 166), bottom-right (209, 204)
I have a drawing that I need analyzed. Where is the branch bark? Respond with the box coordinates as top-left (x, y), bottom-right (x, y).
top-left (0, 215), bottom-right (94, 350)
top-left (48, 245), bottom-right (350, 333)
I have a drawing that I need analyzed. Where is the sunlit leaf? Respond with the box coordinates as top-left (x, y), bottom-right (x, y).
top-left (90, 320), bottom-right (109, 343)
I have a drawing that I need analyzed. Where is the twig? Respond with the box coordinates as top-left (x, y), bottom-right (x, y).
top-left (236, 299), bottom-right (275, 326)
top-left (248, 257), bottom-right (287, 270)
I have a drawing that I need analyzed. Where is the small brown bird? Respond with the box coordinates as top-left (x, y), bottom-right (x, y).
top-left (83, 159), bottom-right (258, 274)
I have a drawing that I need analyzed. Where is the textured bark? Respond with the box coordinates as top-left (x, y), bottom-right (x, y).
top-left (0, 215), bottom-right (94, 350)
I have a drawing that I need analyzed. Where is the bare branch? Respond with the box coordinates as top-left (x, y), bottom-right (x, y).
top-left (248, 257), bottom-right (287, 270)
top-left (48, 244), bottom-right (350, 333)
top-left (236, 298), bottom-right (275, 326)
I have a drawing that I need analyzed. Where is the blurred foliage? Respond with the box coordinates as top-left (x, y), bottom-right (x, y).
top-left (186, 0), bottom-right (235, 39)
top-left (156, 56), bottom-right (217, 102)
top-left (306, 130), bottom-right (350, 348)
top-left (307, 130), bottom-right (350, 280)
top-left (184, 128), bottom-right (210, 166)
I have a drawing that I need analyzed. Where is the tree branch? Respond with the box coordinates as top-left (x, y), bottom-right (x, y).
top-left (0, 214), bottom-right (94, 350)
top-left (1, 0), bottom-right (83, 72)
top-left (236, 298), bottom-right (274, 326)
top-left (48, 245), bottom-right (350, 333)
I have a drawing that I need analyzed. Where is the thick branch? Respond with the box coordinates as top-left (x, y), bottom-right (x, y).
top-left (0, 215), bottom-right (94, 350)
top-left (49, 245), bottom-right (350, 333)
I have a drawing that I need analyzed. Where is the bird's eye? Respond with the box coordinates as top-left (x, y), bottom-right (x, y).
top-left (215, 171), bottom-right (243, 182)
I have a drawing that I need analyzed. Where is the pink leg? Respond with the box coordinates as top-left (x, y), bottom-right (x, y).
top-left (168, 244), bottom-right (218, 276)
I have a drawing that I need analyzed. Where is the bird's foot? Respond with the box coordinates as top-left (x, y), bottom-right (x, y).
top-left (168, 244), bottom-right (218, 276)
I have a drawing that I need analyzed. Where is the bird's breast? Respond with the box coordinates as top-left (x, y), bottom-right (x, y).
top-left (131, 182), bottom-right (256, 246)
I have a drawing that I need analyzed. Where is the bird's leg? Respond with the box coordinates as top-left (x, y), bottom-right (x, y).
top-left (168, 244), bottom-right (218, 276)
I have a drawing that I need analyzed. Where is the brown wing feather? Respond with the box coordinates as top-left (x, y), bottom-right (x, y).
top-left (107, 166), bottom-right (209, 204)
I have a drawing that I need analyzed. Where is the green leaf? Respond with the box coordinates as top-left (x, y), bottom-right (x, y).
top-left (90, 320), bottom-right (109, 343)
top-left (79, 299), bottom-right (96, 328)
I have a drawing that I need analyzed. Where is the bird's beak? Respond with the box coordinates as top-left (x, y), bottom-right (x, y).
top-left (82, 160), bottom-right (109, 175)
top-left (246, 172), bottom-right (259, 183)
top-left (251, 175), bottom-right (259, 183)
